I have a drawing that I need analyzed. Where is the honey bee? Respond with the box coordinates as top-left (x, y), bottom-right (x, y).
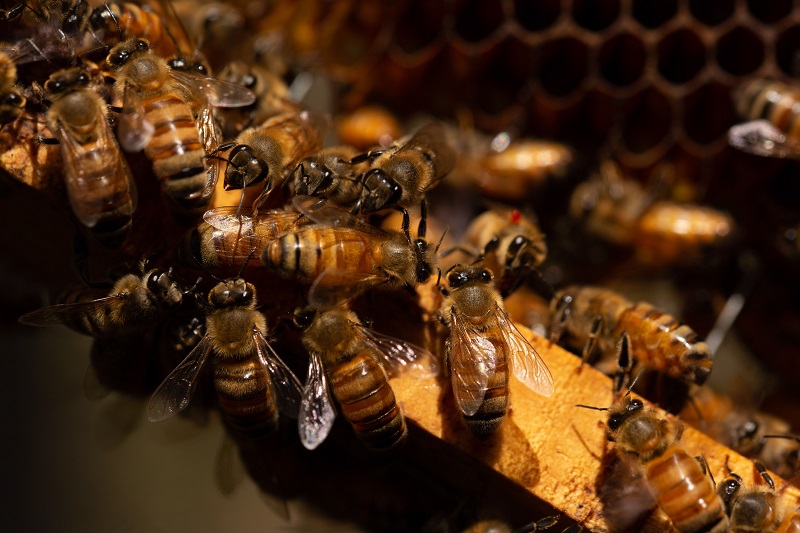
top-left (353, 122), bottom-right (456, 214)
top-left (718, 461), bottom-right (800, 532)
top-left (464, 208), bottom-right (548, 297)
top-left (0, 49), bottom-right (25, 125)
top-left (88, 1), bottom-right (187, 58)
top-left (41, 67), bottom-right (136, 245)
top-left (106, 38), bottom-right (253, 218)
top-left (147, 277), bottom-right (303, 437)
top-left (681, 386), bottom-right (800, 480)
top-left (182, 206), bottom-right (305, 270)
top-left (219, 110), bottom-right (329, 207)
top-left (570, 160), bottom-right (735, 265)
top-left (462, 133), bottom-right (574, 201)
top-left (287, 145), bottom-right (367, 210)
top-left (551, 285), bottom-right (713, 386)
top-left (261, 196), bottom-right (439, 296)
top-left (438, 264), bottom-right (554, 437)
top-left (729, 79), bottom-right (800, 159)
top-left (215, 61), bottom-right (301, 138)
top-left (584, 393), bottom-right (729, 532)
top-left (18, 265), bottom-right (184, 337)
top-left (294, 304), bottom-right (438, 451)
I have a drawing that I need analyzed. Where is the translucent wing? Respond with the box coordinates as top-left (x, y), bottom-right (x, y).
top-left (728, 119), bottom-right (800, 159)
top-left (292, 195), bottom-right (385, 235)
top-left (448, 309), bottom-right (497, 416)
top-left (18, 294), bottom-right (125, 326)
top-left (117, 82), bottom-right (154, 152)
top-left (203, 206), bottom-right (255, 233)
top-left (495, 305), bottom-right (554, 398)
top-left (357, 326), bottom-right (439, 379)
top-left (56, 118), bottom-right (136, 228)
top-left (147, 336), bottom-right (214, 422)
top-left (298, 352), bottom-right (336, 450)
top-left (307, 268), bottom-right (388, 308)
top-left (254, 329), bottom-right (303, 418)
top-left (171, 69), bottom-right (256, 108)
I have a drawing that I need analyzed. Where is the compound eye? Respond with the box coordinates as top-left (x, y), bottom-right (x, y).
top-left (195, 64), bottom-right (208, 76)
top-left (608, 413), bottom-right (623, 431)
top-left (628, 399), bottom-right (643, 412)
top-left (78, 73), bottom-right (89, 84)
top-left (136, 39), bottom-right (149, 51)
top-left (447, 271), bottom-right (469, 288)
top-left (5, 93), bottom-right (22, 105)
top-left (478, 269), bottom-right (492, 283)
top-left (146, 272), bottom-right (164, 293)
top-left (242, 74), bottom-right (256, 88)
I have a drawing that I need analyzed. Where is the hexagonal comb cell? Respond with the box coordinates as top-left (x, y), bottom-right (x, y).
top-left (539, 37), bottom-right (589, 98)
top-left (776, 25), bottom-right (800, 77)
top-left (513, 0), bottom-right (561, 32)
top-left (393, 0), bottom-right (447, 54)
top-left (452, 0), bottom-right (506, 43)
top-left (716, 26), bottom-right (765, 77)
top-left (747, 0), bottom-right (793, 24)
top-left (689, 0), bottom-right (735, 27)
top-left (622, 87), bottom-right (673, 155)
top-left (632, 0), bottom-right (677, 29)
top-left (682, 82), bottom-right (736, 146)
top-left (474, 37), bottom-right (533, 115)
top-left (319, 2), bottom-right (388, 67)
top-left (571, 0), bottom-right (620, 32)
top-left (599, 32), bottom-right (646, 87)
top-left (657, 29), bottom-right (706, 85)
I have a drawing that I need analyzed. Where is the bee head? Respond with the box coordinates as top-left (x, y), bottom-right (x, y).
top-left (209, 277), bottom-right (254, 308)
top-left (107, 38), bottom-right (151, 68)
top-left (225, 145), bottom-right (267, 190)
top-left (717, 473), bottom-right (743, 514)
top-left (44, 68), bottom-right (90, 96)
top-left (167, 57), bottom-right (209, 76)
top-left (291, 306), bottom-right (316, 331)
top-left (146, 269), bottom-right (183, 310)
top-left (360, 168), bottom-right (402, 213)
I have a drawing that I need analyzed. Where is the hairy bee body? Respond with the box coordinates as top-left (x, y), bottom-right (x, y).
top-left (107, 39), bottom-right (209, 216)
top-left (89, 2), bottom-right (183, 58)
top-left (606, 397), bottom-right (728, 533)
top-left (45, 68), bottom-right (136, 243)
top-left (441, 264), bottom-right (553, 437)
top-left (553, 285), bottom-right (712, 385)
top-left (300, 307), bottom-right (407, 451)
top-left (736, 79), bottom-right (800, 142)
top-left (718, 466), bottom-right (800, 533)
top-left (19, 269), bottom-right (183, 337)
top-left (206, 305), bottom-right (278, 436)
top-left (289, 145), bottom-right (365, 210)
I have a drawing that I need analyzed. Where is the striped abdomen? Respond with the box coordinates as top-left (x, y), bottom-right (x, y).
top-left (213, 355), bottom-right (278, 438)
top-left (462, 336), bottom-right (509, 438)
top-left (327, 350), bottom-right (406, 451)
top-left (617, 302), bottom-right (712, 385)
top-left (142, 94), bottom-right (208, 215)
top-left (54, 282), bottom-right (157, 337)
top-left (188, 211), bottom-right (302, 269)
top-left (737, 79), bottom-right (800, 142)
top-left (91, 3), bottom-right (182, 58)
top-left (646, 448), bottom-right (728, 533)
top-left (62, 120), bottom-right (135, 244)
top-left (262, 227), bottom-right (380, 281)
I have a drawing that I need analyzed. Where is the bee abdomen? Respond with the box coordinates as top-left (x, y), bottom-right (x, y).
top-left (464, 360), bottom-right (509, 439)
top-left (263, 228), bottom-right (372, 281)
top-left (620, 304), bottom-right (713, 385)
top-left (214, 358), bottom-right (278, 437)
top-left (738, 80), bottom-right (800, 138)
top-left (328, 353), bottom-right (406, 451)
top-left (646, 448), bottom-right (728, 533)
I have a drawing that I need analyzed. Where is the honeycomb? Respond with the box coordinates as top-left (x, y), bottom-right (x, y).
top-left (275, 0), bottom-right (800, 173)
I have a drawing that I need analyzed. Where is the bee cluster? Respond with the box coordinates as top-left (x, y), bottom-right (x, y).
top-left (4, 1), bottom-right (800, 532)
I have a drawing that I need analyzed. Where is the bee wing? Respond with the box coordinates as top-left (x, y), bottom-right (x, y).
top-left (495, 306), bottom-right (554, 398)
top-left (254, 329), bottom-right (303, 418)
top-left (18, 294), bottom-right (125, 326)
top-left (203, 206), bottom-right (255, 232)
top-left (449, 310), bottom-right (497, 416)
top-left (117, 82), bottom-right (154, 152)
top-left (291, 195), bottom-right (385, 236)
top-left (147, 336), bottom-right (214, 422)
top-left (357, 325), bottom-right (439, 379)
top-left (298, 351), bottom-right (336, 450)
top-left (308, 269), bottom-right (388, 308)
top-left (56, 119), bottom-right (136, 228)
top-left (171, 70), bottom-right (256, 108)
top-left (728, 119), bottom-right (800, 159)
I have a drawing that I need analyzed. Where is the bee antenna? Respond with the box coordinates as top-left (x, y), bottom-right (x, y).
top-left (417, 199), bottom-right (427, 239)
top-left (236, 246), bottom-right (258, 278)
top-left (435, 267), bottom-right (442, 286)
top-left (575, 404), bottom-right (609, 412)
top-left (763, 433), bottom-right (800, 443)
top-left (434, 225), bottom-right (449, 255)
top-left (626, 368), bottom-right (646, 395)
top-left (184, 276), bottom-right (202, 295)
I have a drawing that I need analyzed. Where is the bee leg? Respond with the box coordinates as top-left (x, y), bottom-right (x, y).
top-left (612, 332), bottom-right (633, 394)
top-left (549, 294), bottom-right (573, 344)
top-left (393, 205), bottom-right (411, 242)
top-left (36, 135), bottom-right (60, 145)
top-left (513, 514), bottom-right (560, 532)
top-left (694, 454), bottom-right (716, 489)
top-left (580, 315), bottom-right (604, 367)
